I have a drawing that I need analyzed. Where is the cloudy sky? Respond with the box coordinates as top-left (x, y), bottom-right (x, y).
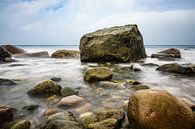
top-left (0, 0), bottom-right (195, 45)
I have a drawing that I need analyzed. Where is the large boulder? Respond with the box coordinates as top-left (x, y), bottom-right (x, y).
top-left (51, 50), bottom-right (80, 58)
top-left (41, 111), bottom-right (84, 129)
top-left (1, 45), bottom-right (26, 54)
top-left (80, 24), bottom-right (147, 62)
top-left (156, 63), bottom-right (195, 74)
top-left (28, 80), bottom-right (62, 97)
top-left (0, 47), bottom-right (12, 61)
top-left (151, 48), bottom-right (181, 58)
top-left (14, 51), bottom-right (49, 58)
top-left (127, 90), bottom-right (194, 129)
top-left (84, 67), bottom-right (113, 82)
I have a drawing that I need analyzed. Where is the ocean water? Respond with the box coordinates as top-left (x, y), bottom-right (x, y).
top-left (0, 45), bottom-right (195, 128)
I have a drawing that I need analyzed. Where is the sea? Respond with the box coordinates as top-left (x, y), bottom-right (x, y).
top-left (0, 45), bottom-right (195, 128)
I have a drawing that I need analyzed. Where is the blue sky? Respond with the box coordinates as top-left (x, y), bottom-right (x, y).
top-left (0, 0), bottom-right (195, 45)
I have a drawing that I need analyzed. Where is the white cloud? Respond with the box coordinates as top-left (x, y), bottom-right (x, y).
top-left (0, 0), bottom-right (194, 45)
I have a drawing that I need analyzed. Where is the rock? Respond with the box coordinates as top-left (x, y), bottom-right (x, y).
top-left (0, 107), bottom-right (14, 124)
top-left (43, 109), bottom-right (58, 118)
top-left (41, 111), bottom-right (84, 129)
top-left (81, 109), bottom-right (125, 129)
top-left (127, 89), bottom-right (194, 129)
top-left (88, 118), bottom-right (117, 129)
top-left (28, 80), bottom-right (62, 97)
top-left (123, 100), bottom-right (129, 111)
top-left (1, 45), bottom-right (26, 54)
top-left (75, 103), bottom-right (92, 114)
top-left (131, 85), bottom-right (150, 91)
top-left (60, 87), bottom-right (79, 97)
top-left (141, 63), bottom-right (159, 67)
top-left (58, 95), bottom-right (85, 107)
top-left (14, 51), bottom-right (49, 58)
top-left (151, 48), bottom-right (181, 58)
top-left (51, 50), bottom-right (80, 58)
top-left (0, 78), bottom-right (17, 86)
top-left (81, 113), bottom-right (97, 128)
top-left (11, 120), bottom-right (31, 129)
top-left (50, 77), bottom-right (61, 82)
top-left (179, 98), bottom-right (195, 111)
top-left (84, 67), bottom-right (113, 82)
top-left (47, 95), bottom-right (60, 104)
top-left (130, 63), bottom-right (143, 71)
top-left (99, 81), bottom-right (124, 89)
top-left (0, 47), bottom-right (12, 62)
top-left (22, 104), bottom-right (39, 112)
top-left (156, 63), bottom-right (195, 74)
top-left (80, 24), bottom-right (147, 63)
top-left (126, 79), bottom-right (141, 85)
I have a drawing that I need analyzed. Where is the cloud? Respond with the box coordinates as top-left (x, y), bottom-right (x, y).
top-left (0, 0), bottom-right (194, 45)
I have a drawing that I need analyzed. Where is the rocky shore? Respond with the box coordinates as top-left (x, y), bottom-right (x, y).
top-left (0, 25), bottom-right (195, 129)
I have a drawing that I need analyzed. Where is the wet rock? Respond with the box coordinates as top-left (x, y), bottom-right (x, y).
top-left (126, 79), bottom-right (141, 85)
top-left (81, 109), bottom-right (125, 129)
top-left (156, 63), bottom-right (195, 74)
top-left (81, 113), bottom-right (97, 128)
top-left (47, 95), bottom-right (60, 104)
top-left (0, 78), bottom-right (17, 86)
top-left (41, 111), bottom-right (84, 129)
top-left (123, 100), bottom-right (129, 111)
top-left (0, 107), bottom-right (14, 124)
top-left (75, 103), bottom-right (92, 114)
top-left (51, 50), bottom-right (80, 58)
top-left (127, 89), bottom-right (194, 129)
top-left (43, 109), bottom-right (58, 118)
top-left (50, 77), bottom-right (61, 82)
top-left (14, 51), bottom-right (49, 58)
top-left (131, 85), bottom-right (150, 91)
top-left (22, 104), bottom-right (39, 112)
top-left (58, 95), bottom-right (85, 107)
top-left (28, 80), bottom-right (62, 97)
top-left (84, 67), bottom-right (113, 82)
top-left (0, 47), bottom-right (12, 62)
top-left (141, 63), bottom-right (159, 67)
top-left (99, 81), bottom-right (124, 89)
top-left (1, 45), bottom-right (26, 54)
top-left (179, 98), bottom-right (195, 111)
top-left (60, 87), bottom-right (79, 97)
top-left (151, 48), bottom-right (181, 58)
top-left (88, 118), bottom-right (117, 129)
top-left (80, 24), bottom-right (147, 63)
top-left (11, 120), bottom-right (31, 129)
top-left (130, 63), bottom-right (143, 71)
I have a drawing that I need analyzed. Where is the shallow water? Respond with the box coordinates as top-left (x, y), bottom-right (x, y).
top-left (0, 46), bottom-right (195, 128)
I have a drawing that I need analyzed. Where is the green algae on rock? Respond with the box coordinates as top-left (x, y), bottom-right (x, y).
top-left (11, 120), bottom-right (31, 129)
top-left (84, 67), bottom-right (113, 82)
top-left (80, 24), bottom-right (147, 63)
top-left (60, 87), bottom-right (79, 97)
top-left (28, 80), bottom-right (62, 97)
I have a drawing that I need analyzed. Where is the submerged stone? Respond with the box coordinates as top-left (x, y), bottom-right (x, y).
top-left (60, 87), bottom-right (79, 97)
top-left (0, 78), bottom-right (17, 86)
top-left (28, 80), bottom-right (62, 97)
top-left (11, 120), bottom-right (31, 129)
top-left (84, 67), bottom-right (113, 82)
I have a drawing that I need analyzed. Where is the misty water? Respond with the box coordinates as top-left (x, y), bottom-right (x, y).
top-left (0, 46), bottom-right (195, 127)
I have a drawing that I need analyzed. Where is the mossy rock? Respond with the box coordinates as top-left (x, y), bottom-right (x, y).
top-left (41, 111), bottom-right (84, 129)
top-left (51, 50), bottom-right (80, 58)
top-left (28, 80), bottom-right (62, 97)
top-left (84, 67), bottom-right (113, 82)
top-left (11, 120), bottom-right (31, 129)
top-left (88, 118), bottom-right (117, 129)
top-left (131, 85), bottom-right (150, 91)
top-left (81, 114), bottom-right (97, 128)
top-left (60, 87), bottom-right (79, 97)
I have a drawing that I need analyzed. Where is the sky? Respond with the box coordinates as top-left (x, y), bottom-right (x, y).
top-left (0, 0), bottom-right (195, 45)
